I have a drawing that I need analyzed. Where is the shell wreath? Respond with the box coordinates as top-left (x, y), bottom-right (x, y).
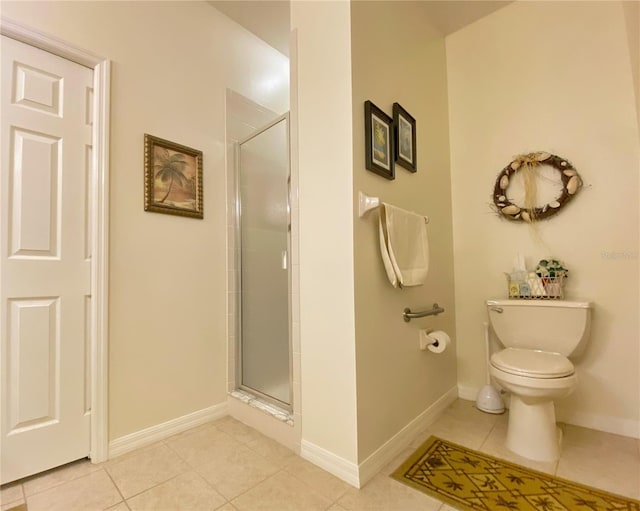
top-left (493, 152), bottom-right (582, 222)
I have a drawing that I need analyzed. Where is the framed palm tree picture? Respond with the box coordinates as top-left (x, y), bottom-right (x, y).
top-left (364, 100), bottom-right (395, 180)
top-left (144, 134), bottom-right (203, 218)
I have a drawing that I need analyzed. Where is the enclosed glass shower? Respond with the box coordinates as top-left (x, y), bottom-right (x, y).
top-left (236, 114), bottom-right (291, 409)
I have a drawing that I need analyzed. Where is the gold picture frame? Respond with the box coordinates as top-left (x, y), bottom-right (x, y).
top-left (144, 134), bottom-right (203, 219)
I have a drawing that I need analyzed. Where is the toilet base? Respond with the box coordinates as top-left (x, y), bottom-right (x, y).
top-left (506, 394), bottom-right (562, 462)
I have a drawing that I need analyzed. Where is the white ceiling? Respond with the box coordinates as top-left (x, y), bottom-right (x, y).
top-left (208, 1), bottom-right (512, 58)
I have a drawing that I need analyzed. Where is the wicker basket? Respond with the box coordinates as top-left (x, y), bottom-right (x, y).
top-left (506, 273), bottom-right (565, 299)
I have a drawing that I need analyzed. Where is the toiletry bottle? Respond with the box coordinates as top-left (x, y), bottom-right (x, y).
top-left (508, 273), bottom-right (520, 298)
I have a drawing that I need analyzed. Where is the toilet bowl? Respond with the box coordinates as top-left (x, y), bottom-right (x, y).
top-left (489, 348), bottom-right (577, 461)
top-left (487, 300), bottom-right (591, 462)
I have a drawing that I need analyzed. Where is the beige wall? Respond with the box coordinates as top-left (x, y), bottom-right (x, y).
top-left (447, 1), bottom-right (640, 436)
top-left (351, 2), bottom-right (457, 462)
top-left (622, 1), bottom-right (639, 137)
top-left (1, 1), bottom-right (289, 440)
top-left (290, 1), bottom-right (359, 464)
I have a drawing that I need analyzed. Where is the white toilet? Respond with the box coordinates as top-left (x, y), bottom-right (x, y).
top-left (486, 299), bottom-right (591, 462)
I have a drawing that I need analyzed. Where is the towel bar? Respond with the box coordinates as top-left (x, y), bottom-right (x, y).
top-left (358, 191), bottom-right (380, 217)
top-left (358, 191), bottom-right (429, 223)
top-left (403, 303), bottom-right (445, 322)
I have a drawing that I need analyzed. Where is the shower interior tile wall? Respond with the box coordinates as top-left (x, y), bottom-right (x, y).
top-left (224, 90), bottom-right (301, 438)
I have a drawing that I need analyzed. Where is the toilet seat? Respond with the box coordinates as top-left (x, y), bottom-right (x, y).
top-left (491, 348), bottom-right (574, 378)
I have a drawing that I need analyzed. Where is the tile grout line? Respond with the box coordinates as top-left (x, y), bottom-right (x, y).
top-left (283, 461), bottom-right (348, 508)
top-left (107, 464), bottom-right (209, 504)
top-left (224, 453), bottom-right (334, 508)
top-left (111, 435), bottom-right (243, 506)
top-left (161, 435), bottom-right (190, 465)
top-left (102, 467), bottom-right (127, 509)
top-left (188, 470), bottom-right (230, 508)
top-left (198, 469), bottom-right (276, 505)
top-left (104, 442), bottom-right (201, 504)
top-left (18, 458), bottom-right (98, 499)
top-left (161, 420), bottom-right (286, 505)
top-left (1, 494), bottom-right (26, 510)
top-left (21, 466), bottom-right (102, 502)
top-left (226, 466), bottom-right (286, 507)
top-left (477, 413), bottom-right (501, 450)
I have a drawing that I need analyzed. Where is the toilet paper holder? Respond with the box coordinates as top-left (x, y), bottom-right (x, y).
top-left (403, 303), bottom-right (445, 322)
top-left (419, 329), bottom-right (450, 352)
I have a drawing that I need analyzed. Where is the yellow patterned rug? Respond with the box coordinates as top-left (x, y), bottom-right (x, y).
top-left (391, 436), bottom-right (640, 511)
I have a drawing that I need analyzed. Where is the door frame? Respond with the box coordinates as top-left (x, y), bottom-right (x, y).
top-left (0, 17), bottom-right (111, 463)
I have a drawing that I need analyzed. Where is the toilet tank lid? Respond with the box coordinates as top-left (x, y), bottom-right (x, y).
top-left (487, 299), bottom-right (592, 309)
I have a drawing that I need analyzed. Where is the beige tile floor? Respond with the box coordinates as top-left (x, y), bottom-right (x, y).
top-left (1, 399), bottom-right (638, 511)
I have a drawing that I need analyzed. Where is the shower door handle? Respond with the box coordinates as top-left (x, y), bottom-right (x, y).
top-left (281, 251), bottom-right (288, 270)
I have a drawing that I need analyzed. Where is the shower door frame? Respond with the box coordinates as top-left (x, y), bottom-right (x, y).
top-left (234, 113), bottom-right (293, 412)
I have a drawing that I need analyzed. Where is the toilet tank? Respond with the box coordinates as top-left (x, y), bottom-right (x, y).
top-left (487, 299), bottom-right (592, 356)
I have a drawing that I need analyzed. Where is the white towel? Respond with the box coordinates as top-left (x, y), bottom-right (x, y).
top-left (379, 213), bottom-right (399, 287)
top-left (379, 203), bottom-right (429, 288)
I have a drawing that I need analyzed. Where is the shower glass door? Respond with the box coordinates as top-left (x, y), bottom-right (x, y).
top-left (237, 115), bottom-right (290, 408)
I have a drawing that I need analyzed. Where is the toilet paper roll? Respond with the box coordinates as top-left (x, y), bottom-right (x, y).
top-left (426, 330), bottom-right (451, 354)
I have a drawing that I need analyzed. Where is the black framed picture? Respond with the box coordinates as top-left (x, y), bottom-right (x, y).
top-left (365, 100), bottom-right (395, 180)
top-left (393, 103), bottom-right (417, 173)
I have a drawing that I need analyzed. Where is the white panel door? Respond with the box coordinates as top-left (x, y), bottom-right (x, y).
top-left (1, 35), bottom-right (93, 484)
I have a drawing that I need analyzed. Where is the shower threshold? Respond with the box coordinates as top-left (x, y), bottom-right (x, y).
top-left (230, 389), bottom-right (293, 425)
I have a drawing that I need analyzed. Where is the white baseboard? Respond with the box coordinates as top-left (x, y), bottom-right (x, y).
top-left (559, 410), bottom-right (640, 439)
top-left (108, 402), bottom-right (228, 459)
top-left (300, 440), bottom-right (360, 488)
top-left (357, 385), bottom-right (458, 487)
top-left (458, 382), bottom-right (639, 439)
top-left (301, 387), bottom-right (458, 489)
top-left (228, 394), bottom-right (300, 454)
